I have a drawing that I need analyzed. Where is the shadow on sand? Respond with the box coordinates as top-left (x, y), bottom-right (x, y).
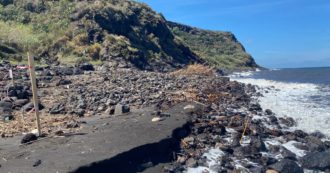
top-left (71, 122), bottom-right (191, 173)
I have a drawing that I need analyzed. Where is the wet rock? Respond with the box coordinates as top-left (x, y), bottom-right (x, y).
top-left (305, 136), bottom-right (326, 152)
top-left (310, 131), bottom-right (325, 139)
top-left (249, 103), bottom-right (262, 111)
top-left (214, 125), bottom-right (226, 135)
top-left (293, 130), bottom-right (308, 139)
top-left (268, 115), bottom-right (278, 123)
top-left (231, 133), bottom-right (241, 147)
top-left (268, 144), bottom-right (281, 153)
top-left (233, 146), bottom-right (253, 158)
top-left (250, 136), bottom-right (267, 152)
top-left (21, 133), bottom-right (38, 144)
top-left (300, 152), bottom-right (330, 171)
top-left (265, 109), bottom-right (273, 115)
top-left (281, 147), bottom-right (296, 160)
top-left (260, 156), bottom-right (278, 166)
top-left (279, 117), bottom-right (296, 127)
top-left (269, 159), bottom-right (303, 173)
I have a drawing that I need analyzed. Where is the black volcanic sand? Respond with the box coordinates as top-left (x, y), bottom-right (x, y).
top-left (0, 102), bottom-right (195, 173)
top-left (0, 62), bottom-right (330, 173)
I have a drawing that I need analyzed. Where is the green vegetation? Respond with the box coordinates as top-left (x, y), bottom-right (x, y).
top-left (168, 22), bottom-right (258, 70)
top-left (0, 0), bottom-right (258, 70)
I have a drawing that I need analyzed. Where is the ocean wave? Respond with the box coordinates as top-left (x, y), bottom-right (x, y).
top-left (232, 78), bottom-right (330, 137)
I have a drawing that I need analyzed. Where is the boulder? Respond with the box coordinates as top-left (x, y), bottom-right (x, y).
top-left (23, 102), bottom-right (44, 112)
top-left (250, 136), bottom-right (267, 152)
top-left (14, 99), bottom-right (29, 108)
top-left (79, 63), bottom-right (94, 71)
top-left (269, 159), bottom-right (303, 173)
top-left (265, 109), bottom-right (273, 115)
top-left (281, 147), bottom-right (296, 160)
top-left (56, 79), bottom-right (72, 86)
top-left (21, 133), bottom-right (38, 144)
top-left (300, 152), bottom-right (330, 171)
top-left (0, 100), bottom-right (12, 114)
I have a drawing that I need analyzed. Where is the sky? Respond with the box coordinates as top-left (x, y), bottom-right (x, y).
top-left (137, 0), bottom-right (330, 68)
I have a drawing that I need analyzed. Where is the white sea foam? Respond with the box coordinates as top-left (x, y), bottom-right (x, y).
top-left (231, 77), bottom-right (330, 137)
top-left (186, 148), bottom-right (224, 173)
top-left (282, 141), bottom-right (306, 157)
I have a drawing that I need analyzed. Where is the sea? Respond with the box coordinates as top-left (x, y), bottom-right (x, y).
top-left (186, 67), bottom-right (330, 173)
top-left (230, 67), bottom-right (330, 137)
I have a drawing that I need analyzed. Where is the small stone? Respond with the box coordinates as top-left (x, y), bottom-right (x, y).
top-left (30, 129), bottom-right (39, 135)
top-left (186, 158), bottom-right (197, 167)
top-left (105, 106), bottom-right (115, 115)
top-left (66, 121), bottom-right (80, 128)
top-left (55, 130), bottom-right (64, 136)
top-left (75, 109), bottom-right (85, 117)
top-left (3, 114), bottom-right (14, 122)
top-left (177, 156), bottom-right (186, 164)
top-left (33, 159), bottom-right (42, 167)
top-left (266, 170), bottom-right (278, 173)
top-left (151, 117), bottom-right (165, 122)
top-left (21, 133), bottom-right (38, 144)
top-left (183, 137), bottom-right (194, 143)
top-left (122, 104), bottom-right (130, 113)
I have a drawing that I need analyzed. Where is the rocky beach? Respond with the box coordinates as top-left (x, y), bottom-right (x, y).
top-left (0, 61), bottom-right (329, 173)
top-left (1, 0), bottom-right (329, 172)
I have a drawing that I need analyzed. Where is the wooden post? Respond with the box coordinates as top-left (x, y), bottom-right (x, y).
top-left (27, 53), bottom-right (42, 136)
top-left (9, 68), bottom-right (14, 86)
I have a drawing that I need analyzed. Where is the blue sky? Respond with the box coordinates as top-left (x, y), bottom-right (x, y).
top-left (137, 0), bottom-right (330, 68)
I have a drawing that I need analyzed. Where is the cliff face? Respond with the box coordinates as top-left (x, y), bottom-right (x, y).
top-left (0, 0), bottom-right (257, 71)
top-left (168, 21), bottom-right (258, 70)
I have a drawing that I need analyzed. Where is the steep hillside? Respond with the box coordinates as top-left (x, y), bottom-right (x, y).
top-left (0, 0), bottom-right (258, 71)
top-left (168, 21), bottom-right (258, 70)
top-left (0, 0), bottom-right (200, 71)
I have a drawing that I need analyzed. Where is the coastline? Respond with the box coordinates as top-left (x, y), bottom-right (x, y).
top-left (0, 64), bottom-right (329, 172)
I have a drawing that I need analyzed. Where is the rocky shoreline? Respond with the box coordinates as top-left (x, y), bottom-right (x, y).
top-left (0, 61), bottom-right (330, 173)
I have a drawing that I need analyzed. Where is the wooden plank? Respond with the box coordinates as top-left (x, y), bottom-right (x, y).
top-left (27, 53), bottom-right (42, 136)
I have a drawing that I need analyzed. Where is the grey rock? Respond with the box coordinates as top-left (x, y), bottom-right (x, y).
top-left (49, 103), bottom-right (65, 114)
top-left (121, 105), bottom-right (131, 114)
top-left (21, 133), bottom-right (38, 144)
top-left (300, 152), bottom-right (330, 171)
top-left (33, 159), bottom-right (42, 167)
top-left (269, 159), bottom-right (303, 173)
top-left (281, 147), bottom-right (296, 160)
top-left (186, 158), bottom-right (197, 167)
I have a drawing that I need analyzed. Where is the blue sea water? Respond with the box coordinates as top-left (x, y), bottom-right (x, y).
top-left (231, 67), bottom-right (330, 136)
